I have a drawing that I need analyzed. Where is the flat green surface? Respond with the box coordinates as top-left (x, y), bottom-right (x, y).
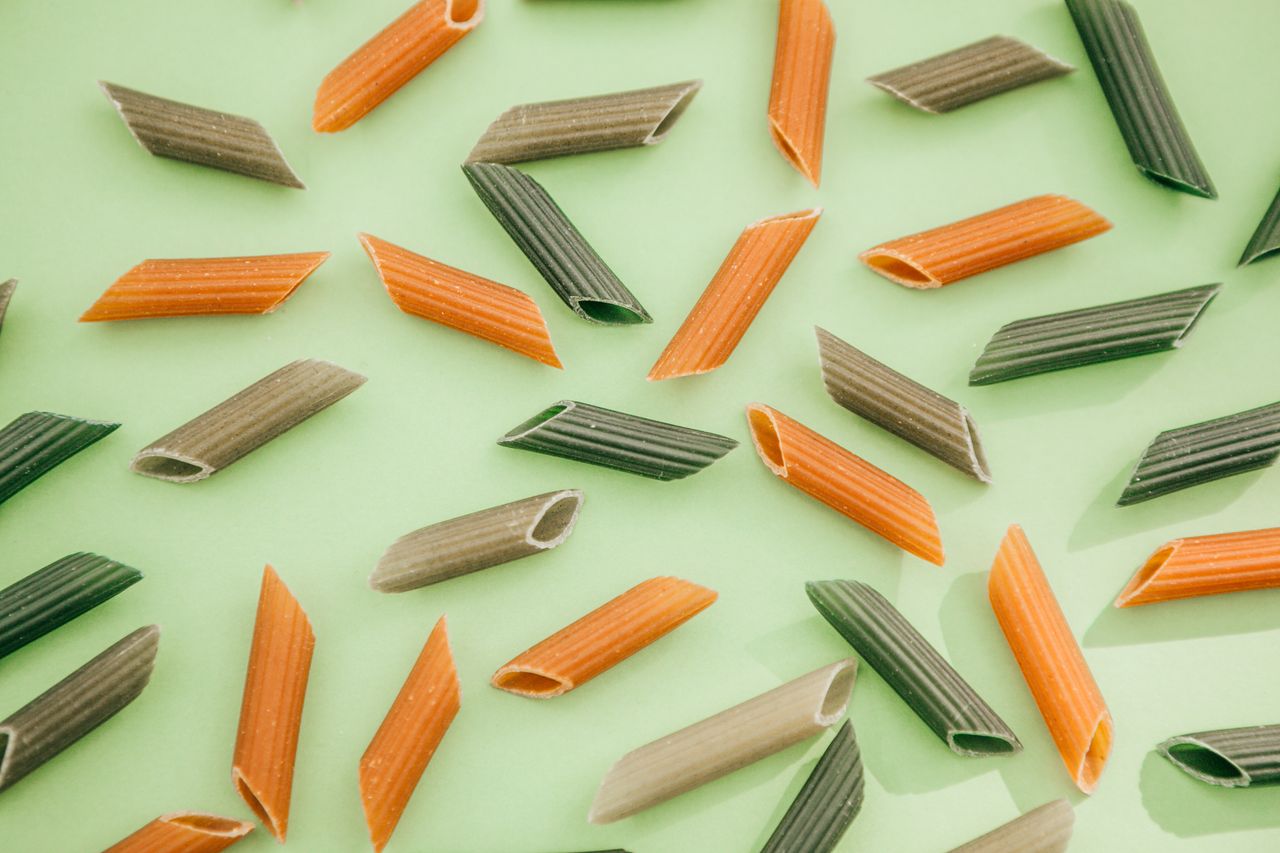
top-left (1, 1), bottom-right (1278, 850)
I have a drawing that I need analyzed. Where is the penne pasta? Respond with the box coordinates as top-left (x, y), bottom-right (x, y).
top-left (1115, 527), bottom-right (1280, 607)
top-left (970, 284), bottom-right (1220, 385)
top-left (1158, 724), bottom-right (1280, 788)
top-left (99, 82), bottom-right (305, 189)
top-left (360, 616), bottom-right (460, 852)
top-left (1065, 0), bottom-right (1215, 198)
top-left (370, 489), bottom-right (583, 593)
top-left (988, 525), bottom-right (1112, 793)
top-left (1118, 400), bottom-right (1280, 506)
top-left (867, 36), bottom-right (1073, 114)
top-left (588, 659), bottom-right (856, 823)
top-left (0, 625), bottom-right (158, 793)
top-left (0, 412), bottom-right (119, 507)
top-left (232, 566), bottom-right (315, 841)
top-left (0, 552), bottom-right (142, 660)
top-left (1240, 183), bottom-right (1280, 265)
top-left (358, 233), bottom-right (561, 368)
top-left (466, 80), bottom-right (702, 165)
top-left (768, 0), bottom-right (834, 186)
top-left (759, 719), bottom-right (863, 853)
top-left (816, 327), bottom-right (991, 482)
top-left (807, 580), bottom-right (1020, 756)
top-left (745, 403), bottom-right (944, 564)
top-left (492, 576), bottom-right (716, 698)
top-left (648, 209), bottom-right (821, 381)
top-left (463, 162), bottom-right (651, 325)
top-left (79, 252), bottom-right (330, 322)
top-left (859, 195), bottom-right (1111, 289)
top-left (0, 278), bottom-right (15, 333)
top-left (499, 400), bottom-right (738, 481)
top-left (131, 359), bottom-right (365, 483)
top-left (313, 0), bottom-right (485, 133)
top-left (946, 799), bottom-right (1074, 853)
top-left (103, 812), bottom-right (254, 853)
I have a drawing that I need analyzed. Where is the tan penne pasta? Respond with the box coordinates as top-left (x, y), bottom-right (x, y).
top-left (589, 659), bottom-right (857, 823)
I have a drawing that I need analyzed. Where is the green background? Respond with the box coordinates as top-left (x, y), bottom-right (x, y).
top-left (2, 0), bottom-right (1278, 850)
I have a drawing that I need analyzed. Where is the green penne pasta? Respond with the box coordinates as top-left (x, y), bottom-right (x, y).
top-left (759, 719), bottom-right (864, 853)
top-left (0, 412), bottom-right (119, 508)
top-left (498, 401), bottom-right (737, 481)
top-left (1159, 725), bottom-right (1280, 788)
top-left (0, 553), bottom-right (142, 660)
top-left (1065, 0), bottom-right (1216, 198)
top-left (462, 163), bottom-right (652, 325)
top-left (0, 279), bottom-right (15, 334)
top-left (1119, 400), bottom-right (1280, 505)
top-left (1239, 185), bottom-right (1280, 265)
top-left (969, 284), bottom-right (1219, 385)
top-left (867, 36), bottom-right (1073, 114)
top-left (0, 625), bottom-right (159, 793)
top-left (807, 580), bottom-right (1020, 756)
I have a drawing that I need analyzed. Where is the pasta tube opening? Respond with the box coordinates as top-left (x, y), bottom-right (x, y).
top-left (131, 452), bottom-right (209, 482)
top-left (1115, 545), bottom-right (1173, 607)
top-left (448, 0), bottom-right (481, 24)
top-left (860, 252), bottom-right (933, 287)
top-left (649, 87), bottom-right (700, 143)
top-left (1079, 716), bottom-right (1114, 793)
top-left (491, 669), bottom-right (567, 697)
top-left (503, 404), bottom-right (568, 440)
top-left (576, 299), bottom-right (648, 325)
top-left (529, 493), bottom-right (582, 546)
top-left (950, 732), bottom-right (1020, 755)
top-left (232, 773), bottom-right (277, 837)
top-left (747, 408), bottom-right (786, 471)
top-left (819, 665), bottom-right (857, 722)
top-left (164, 813), bottom-right (253, 836)
top-left (1163, 741), bottom-right (1248, 785)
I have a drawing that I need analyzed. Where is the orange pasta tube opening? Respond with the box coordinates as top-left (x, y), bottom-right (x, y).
top-left (492, 577), bottom-right (717, 698)
top-left (768, 0), bottom-right (835, 186)
top-left (745, 403), bottom-right (944, 565)
top-left (79, 253), bottom-right (330, 322)
top-left (360, 616), bottom-right (460, 853)
top-left (1116, 527), bottom-right (1280, 607)
top-left (104, 812), bottom-right (254, 853)
top-left (859, 195), bottom-right (1111, 289)
top-left (989, 525), bottom-right (1112, 793)
top-left (231, 565), bottom-right (315, 841)
top-left (313, 0), bottom-right (485, 133)
top-left (648, 209), bottom-right (820, 381)
top-left (359, 233), bottom-right (562, 368)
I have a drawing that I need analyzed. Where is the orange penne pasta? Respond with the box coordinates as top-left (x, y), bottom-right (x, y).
top-left (1116, 527), bottom-right (1280, 607)
top-left (989, 525), bottom-right (1112, 794)
top-left (360, 616), bottom-right (460, 853)
top-left (648, 209), bottom-right (820, 381)
top-left (359, 233), bottom-right (561, 368)
top-left (492, 577), bottom-right (717, 698)
top-left (103, 812), bottom-right (253, 853)
top-left (79, 252), bottom-right (329, 322)
top-left (858, 195), bottom-right (1111, 289)
top-left (231, 566), bottom-right (315, 842)
top-left (768, 0), bottom-right (834, 186)
top-left (313, 0), bottom-right (485, 133)
top-left (745, 403), bottom-right (944, 565)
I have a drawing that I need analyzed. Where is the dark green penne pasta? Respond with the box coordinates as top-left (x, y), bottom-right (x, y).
top-left (0, 279), bottom-right (14, 333)
top-left (759, 719), bottom-right (863, 853)
top-left (969, 284), bottom-right (1219, 385)
top-left (806, 580), bottom-right (1021, 756)
top-left (462, 163), bottom-right (652, 325)
top-left (867, 36), bottom-right (1073, 114)
top-left (1239, 185), bottom-right (1280, 265)
top-left (1065, 0), bottom-right (1215, 198)
top-left (1159, 725), bottom-right (1280, 788)
top-left (816, 327), bottom-right (990, 482)
top-left (0, 553), bottom-right (142, 659)
top-left (0, 412), bottom-right (119, 508)
top-left (0, 625), bottom-right (159, 792)
top-left (498, 401), bottom-right (737, 481)
top-left (467, 80), bottom-right (702, 165)
top-left (100, 82), bottom-right (304, 189)
top-left (1118, 401), bottom-right (1280, 505)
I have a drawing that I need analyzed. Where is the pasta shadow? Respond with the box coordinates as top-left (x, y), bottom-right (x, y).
top-left (1139, 751), bottom-right (1280, 837)
top-left (1083, 588), bottom-right (1280, 648)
